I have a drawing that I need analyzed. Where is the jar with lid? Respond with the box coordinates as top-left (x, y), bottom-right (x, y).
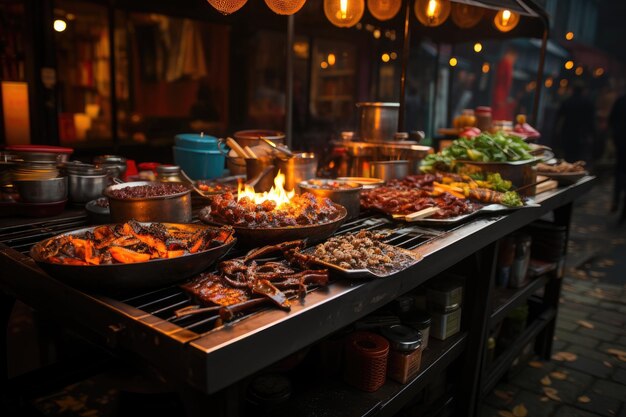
top-left (380, 325), bottom-right (423, 384)
top-left (156, 165), bottom-right (183, 183)
top-left (404, 310), bottom-right (431, 349)
top-left (475, 106), bottom-right (492, 132)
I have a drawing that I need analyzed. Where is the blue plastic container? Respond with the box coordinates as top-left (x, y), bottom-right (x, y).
top-left (173, 146), bottom-right (225, 180)
top-left (174, 133), bottom-right (220, 150)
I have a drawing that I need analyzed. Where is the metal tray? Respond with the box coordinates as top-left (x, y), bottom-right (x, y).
top-left (30, 222), bottom-right (236, 293)
top-left (407, 200), bottom-right (540, 226)
top-left (302, 243), bottom-right (421, 279)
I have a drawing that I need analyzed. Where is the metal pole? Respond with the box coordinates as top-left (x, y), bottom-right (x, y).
top-left (286, 15), bottom-right (295, 149)
top-left (532, 28), bottom-right (548, 126)
top-left (398, 0), bottom-right (411, 132)
top-left (108, 0), bottom-right (118, 152)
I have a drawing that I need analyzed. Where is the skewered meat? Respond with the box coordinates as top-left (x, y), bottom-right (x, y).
top-left (200, 192), bottom-right (342, 228)
top-left (361, 187), bottom-right (475, 218)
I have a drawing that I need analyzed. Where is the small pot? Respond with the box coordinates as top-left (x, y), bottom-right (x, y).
top-left (13, 177), bottom-right (68, 203)
top-left (68, 173), bottom-right (109, 204)
top-left (103, 181), bottom-right (192, 223)
top-left (276, 153), bottom-right (317, 191)
top-left (233, 129), bottom-right (285, 149)
top-left (356, 102), bottom-right (400, 142)
top-left (299, 179), bottom-right (362, 220)
top-left (370, 160), bottom-right (409, 182)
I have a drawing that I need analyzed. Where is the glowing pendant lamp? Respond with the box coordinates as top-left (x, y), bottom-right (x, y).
top-left (324, 0), bottom-right (365, 28)
top-left (367, 0), bottom-right (401, 21)
top-left (414, 0), bottom-right (451, 28)
top-left (264, 0), bottom-right (307, 15)
top-left (207, 0), bottom-right (248, 15)
top-left (451, 3), bottom-right (484, 28)
top-left (494, 9), bottom-right (520, 32)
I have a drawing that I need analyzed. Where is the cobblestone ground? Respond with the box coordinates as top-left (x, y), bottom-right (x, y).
top-left (481, 178), bottom-right (626, 417)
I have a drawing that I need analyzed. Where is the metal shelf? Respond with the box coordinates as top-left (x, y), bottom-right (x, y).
top-left (481, 307), bottom-right (556, 396)
top-left (490, 273), bottom-right (552, 325)
top-left (270, 332), bottom-right (468, 417)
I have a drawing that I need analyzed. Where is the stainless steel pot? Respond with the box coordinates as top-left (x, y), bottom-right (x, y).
top-left (356, 102), bottom-right (399, 142)
top-left (94, 155), bottom-right (127, 178)
top-left (68, 173), bottom-right (109, 204)
top-left (233, 129), bottom-right (285, 149)
top-left (299, 179), bottom-right (362, 220)
top-left (13, 177), bottom-right (68, 203)
top-left (370, 160), bottom-right (409, 182)
top-left (276, 153), bottom-right (318, 191)
top-left (104, 181), bottom-right (192, 223)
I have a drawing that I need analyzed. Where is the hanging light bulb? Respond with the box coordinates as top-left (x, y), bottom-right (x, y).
top-left (207, 0), bottom-right (248, 15)
top-left (367, 0), bottom-right (401, 21)
top-left (414, 0), bottom-right (451, 28)
top-left (324, 0), bottom-right (365, 28)
top-left (53, 19), bottom-right (67, 32)
top-left (493, 9), bottom-right (520, 32)
top-left (450, 3), bottom-right (484, 29)
top-left (264, 0), bottom-right (307, 15)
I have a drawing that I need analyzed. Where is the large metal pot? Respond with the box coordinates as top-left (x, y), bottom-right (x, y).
top-left (370, 160), bottom-right (409, 182)
top-left (103, 181), bottom-right (192, 223)
top-left (13, 177), bottom-right (68, 203)
top-left (276, 153), bottom-right (318, 191)
top-left (356, 102), bottom-right (399, 142)
top-left (299, 179), bottom-right (362, 220)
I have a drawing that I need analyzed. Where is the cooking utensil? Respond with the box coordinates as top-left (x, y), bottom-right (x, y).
top-left (29, 222), bottom-right (236, 293)
top-left (356, 102), bottom-right (400, 142)
top-left (298, 179), bottom-right (362, 220)
top-left (199, 204), bottom-right (347, 247)
top-left (13, 177), bottom-right (68, 203)
top-left (260, 136), bottom-right (294, 157)
top-left (370, 160), bottom-right (409, 182)
top-left (103, 181), bottom-right (192, 223)
top-left (245, 157), bottom-right (276, 192)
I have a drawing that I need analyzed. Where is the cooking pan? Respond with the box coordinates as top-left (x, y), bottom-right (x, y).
top-left (199, 204), bottom-right (347, 247)
top-left (30, 222), bottom-right (236, 293)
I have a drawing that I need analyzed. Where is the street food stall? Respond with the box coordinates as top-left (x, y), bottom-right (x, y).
top-left (0, 1), bottom-right (597, 417)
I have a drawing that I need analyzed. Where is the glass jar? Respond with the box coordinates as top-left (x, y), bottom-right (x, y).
top-left (381, 325), bottom-right (423, 384)
top-left (475, 106), bottom-right (492, 132)
top-left (156, 165), bottom-right (183, 183)
top-left (404, 310), bottom-right (431, 349)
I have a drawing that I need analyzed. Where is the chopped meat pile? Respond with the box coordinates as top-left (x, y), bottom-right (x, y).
top-left (200, 192), bottom-right (342, 228)
top-left (311, 230), bottom-right (416, 274)
top-left (108, 183), bottom-right (189, 199)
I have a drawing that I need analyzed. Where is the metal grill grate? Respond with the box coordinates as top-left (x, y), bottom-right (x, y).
top-left (1, 212), bottom-right (451, 337)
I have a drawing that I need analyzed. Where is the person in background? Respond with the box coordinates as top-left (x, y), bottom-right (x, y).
top-left (609, 92), bottom-right (626, 221)
top-left (492, 48), bottom-right (518, 121)
top-left (553, 83), bottom-right (595, 164)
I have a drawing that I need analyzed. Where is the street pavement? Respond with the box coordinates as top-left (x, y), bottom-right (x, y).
top-left (481, 177), bottom-right (626, 417)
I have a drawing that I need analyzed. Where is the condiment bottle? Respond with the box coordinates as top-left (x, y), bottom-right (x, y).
top-left (381, 325), bottom-right (423, 384)
top-left (156, 165), bottom-right (183, 183)
top-left (475, 106), bottom-right (492, 132)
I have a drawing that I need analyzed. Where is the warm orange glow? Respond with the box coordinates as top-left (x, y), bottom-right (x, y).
top-left (321, 61), bottom-right (329, 69)
top-left (451, 3), bottom-right (484, 28)
top-left (473, 42), bottom-right (482, 53)
top-left (264, 0), bottom-right (307, 15)
top-left (415, 0), bottom-right (451, 27)
top-left (390, 52), bottom-right (397, 60)
top-left (560, 79), bottom-right (568, 88)
top-left (381, 53), bottom-right (390, 62)
top-left (367, 0), bottom-right (401, 21)
top-left (324, 0), bottom-right (365, 27)
top-left (207, 0), bottom-right (248, 15)
top-left (482, 63), bottom-right (490, 73)
top-left (575, 66), bottom-right (583, 76)
top-left (494, 9), bottom-right (519, 32)
top-left (564, 60), bottom-right (574, 70)
top-left (327, 53), bottom-right (336, 66)
top-left (449, 57), bottom-right (457, 67)
top-left (565, 31), bottom-right (574, 41)
top-left (373, 29), bottom-right (381, 38)
top-left (54, 19), bottom-right (67, 32)
top-left (238, 171), bottom-right (295, 207)
top-left (545, 78), bottom-right (553, 88)
top-left (594, 68), bottom-right (605, 77)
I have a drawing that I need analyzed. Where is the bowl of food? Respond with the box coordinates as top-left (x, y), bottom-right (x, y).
top-left (30, 220), bottom-right (235, 292)
top-left (299, 179), bottom-right (363, 220)
top-left (103, 181), bottom-right (192, 223)
top-left (536, 160), bottom-right (588, 185)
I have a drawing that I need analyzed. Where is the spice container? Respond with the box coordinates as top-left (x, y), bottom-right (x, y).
top-left (156, 165), bottom-right (184, 183)
top-left (380, 325), bottom-right (423, 384)
top-left (430, 305), bottom-right (462, 340)
top-left (475, 106), bottom-right (492, 131)
top-left (404, 310), bottom-right (431, 349)
top-left (344, 331), bottom-right (389, 392)
top-left (426, 276), bottom-right (463, 312)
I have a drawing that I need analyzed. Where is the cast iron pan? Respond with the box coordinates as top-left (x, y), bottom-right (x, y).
top-left (29, 222), bottom-right (236, 293)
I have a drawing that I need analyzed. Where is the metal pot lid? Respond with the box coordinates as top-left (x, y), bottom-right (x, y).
top-left (380, 325), bottom-right (422, 351)
top-left (156, 165), bottom-right (181, 174)
top-left (64, 162), bottom-right (106, 175)
top-left (94, 154), bottom-right (126, 164)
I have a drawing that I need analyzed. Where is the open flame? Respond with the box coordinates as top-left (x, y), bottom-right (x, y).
top-left (238, 170), bottom-right (295, 208)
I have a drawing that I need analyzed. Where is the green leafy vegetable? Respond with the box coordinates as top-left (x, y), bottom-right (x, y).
top-left (501, 191), bottom-right (523, 207)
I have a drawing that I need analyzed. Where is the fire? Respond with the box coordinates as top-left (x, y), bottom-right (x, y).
top-left (238, 170), bottom-right (295, 208)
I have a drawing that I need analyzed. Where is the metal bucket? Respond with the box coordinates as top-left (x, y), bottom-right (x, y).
top-left (356, 102), bottom-right (399, 142)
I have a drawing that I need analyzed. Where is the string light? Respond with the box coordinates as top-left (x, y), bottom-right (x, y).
top-left (367, 0), bottom-right (401, 21)
top-left (545, 78), bottom-right (553, 88)
top-left (594, 68), bottom-right (605, 77)
top-left (381, 53), bottom-right (390, 62)
top-left (564, 60), bottom-right (574, 70)
top-left (327, 53), bottom-right (336, 66)
top-left (264, 0), bottom-right (307, 15)
top-left (414, 0), bottom-right (451, 27)
top-left (565, 31), bottom-right (574, 41)
top-left (494, 9), bottom-right (519, 32)
top-left (473, 42), bottom-right (482, 53)
top-left (53, 19), bottom-right (67, 32)
top-left (449, 57), bottom-right (457, 67)
top-left (482, 62), bottom-right (490, 73)
top-left (321, 61), bottom-right (329, 69)
top-left (450, 3), bottom-right (483, 28)
top-left (575, 66), bottom-right (583, 76)
top-left (324, 0), bottom-right (365, 28)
